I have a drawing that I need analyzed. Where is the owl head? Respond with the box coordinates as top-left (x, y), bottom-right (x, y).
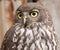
top-left (14, 3), bottom-right (52, 27)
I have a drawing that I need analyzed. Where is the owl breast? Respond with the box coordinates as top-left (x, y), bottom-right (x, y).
top-left (12, 23), bottom-right (57, 50)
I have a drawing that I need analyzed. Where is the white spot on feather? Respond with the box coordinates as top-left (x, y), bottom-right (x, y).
top-left (19, 40), bottom-right (23, 43)
top-left (52, 39), bottom-right (56, 46)
top-left (17, 44), bottom-right (22, 50)
top-left (33, 27), bottom-right (38, 35)
top-left (35, 40), bottom-right (41, 50)
top-left (12, 45), bottom-right (16, 48)
top-left (21, 36), bottom-right (25, 40)
top-left (39, 27), bottom-right (45, 36)
top-left (41, 40), bottom-right (47, 50)
top-left (43, 26), bottom-right (51, 39)
top-left (20, 28), bottom-right (25, 36)
top-left (47, 40), bottom-right (52, 50)
top-left (24, 46), bottom-right (28, 50)
top-left (13, 37), bottom-right (18, 42)
top-left (30, 43), bottom-right (35, 50)
top-left (53, 46), bottom-right (56, 50)
top-left (25, 38), bottom-right (30, 46)
top-left (15, 25), bottom-right (20, 31)
top-left (14, 33), bottom-right (16, 37)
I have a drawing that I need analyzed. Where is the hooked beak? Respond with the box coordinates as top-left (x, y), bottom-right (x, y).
top-left (23, 16), bottom-right (28, 27)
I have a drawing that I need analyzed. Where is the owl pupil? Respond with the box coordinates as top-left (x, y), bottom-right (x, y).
top-left (20, 14), bottom-right (22, 17)
top-left (32, 13), bottom-right (35, 15)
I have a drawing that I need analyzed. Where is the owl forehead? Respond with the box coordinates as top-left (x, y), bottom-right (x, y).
top-left (17, 9), bottom-right (39, 14)
top-left (16, 3), bottom-right (43, 12)
top-left (17, 7), bottom-right (40, 12)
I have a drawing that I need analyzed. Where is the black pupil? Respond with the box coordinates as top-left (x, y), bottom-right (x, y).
top-left (32, 12), bottom-right (36, 15)
top-left (19, 14), bottom-right (22, 17)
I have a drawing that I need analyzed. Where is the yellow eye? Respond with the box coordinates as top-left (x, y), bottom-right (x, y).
top-left (18, 13), bottom-right (22, 19)
top-left (30, 11), bottom-right (38, 18)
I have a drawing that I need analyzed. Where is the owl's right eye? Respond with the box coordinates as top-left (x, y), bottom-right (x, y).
top-left (18, 13), bottom-right (23, 19)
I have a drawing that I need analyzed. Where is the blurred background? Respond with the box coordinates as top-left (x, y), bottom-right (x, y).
top-left (0, 0), bottom-right (60, 49)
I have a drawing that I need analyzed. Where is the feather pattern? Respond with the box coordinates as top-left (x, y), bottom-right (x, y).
top-left (1, 22), bottom-right (57, 50)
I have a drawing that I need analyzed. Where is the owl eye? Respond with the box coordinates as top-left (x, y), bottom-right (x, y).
top-left (30, 11), bottom-right (38, 18)
top-left (18, 12), bottom-right (23, 19)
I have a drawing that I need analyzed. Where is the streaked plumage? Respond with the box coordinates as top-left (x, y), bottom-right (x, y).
top-left (1, 3), bottom-right (58, 50)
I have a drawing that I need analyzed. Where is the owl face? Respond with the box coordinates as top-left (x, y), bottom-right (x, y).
top-left (14, 3), bottom-right (46, 27)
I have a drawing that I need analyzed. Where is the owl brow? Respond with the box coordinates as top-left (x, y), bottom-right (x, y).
top-left (29, 9), bottom-right (39, 14)
top-left (30, 8), bottom-right (41, 12)
top-left (16, 9), bottom-right (22, 13)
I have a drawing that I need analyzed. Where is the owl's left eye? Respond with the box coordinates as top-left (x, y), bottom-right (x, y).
top-left (18, 12), bottom-right (23, 19)
top-left (30, 11), bottom-right (38, 18)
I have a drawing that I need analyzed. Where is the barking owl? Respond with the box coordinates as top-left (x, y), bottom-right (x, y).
top-left (1, 3), bottom-right (58, 50)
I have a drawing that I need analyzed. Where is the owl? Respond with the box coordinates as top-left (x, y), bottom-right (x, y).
top-left (1, 3), bottom-right (58, 50)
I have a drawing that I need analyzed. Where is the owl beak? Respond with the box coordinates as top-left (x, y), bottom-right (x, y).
top-left (24, 16), bottom-right (28, 27)
top-left (24, 16), bottom-right (27, 24)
